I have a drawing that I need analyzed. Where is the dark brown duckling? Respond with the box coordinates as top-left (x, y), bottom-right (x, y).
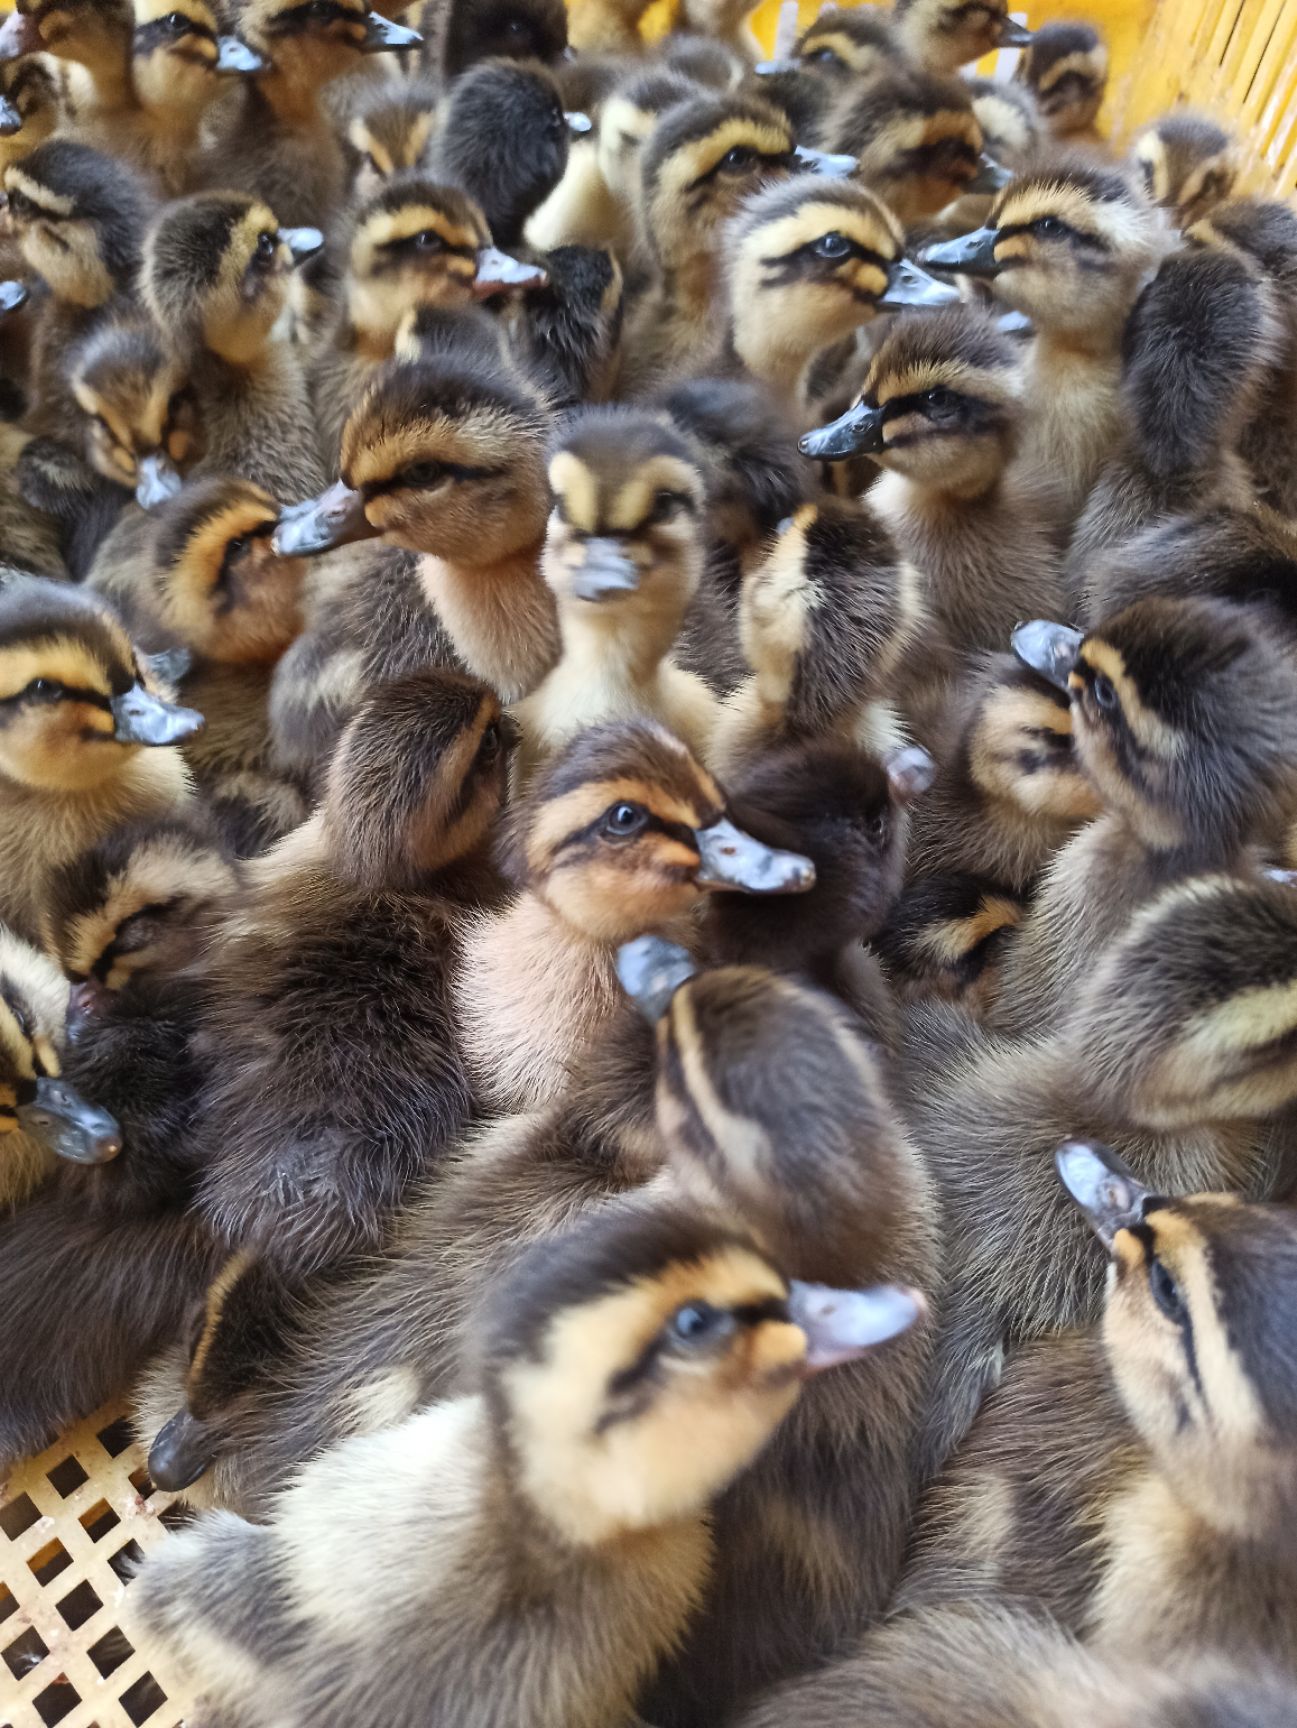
top-left (1018, 19), bottom-right (1108, 143)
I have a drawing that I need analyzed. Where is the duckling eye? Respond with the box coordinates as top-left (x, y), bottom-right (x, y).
top-left (253, 230), bottom-right (278, 267)
top-left (24, 678), bottom-right (63, 702)
top-left (1148, 1257), bottom-right (1186, 1326)
top-left (812, 230), bottom-right (852, 261)
top-left (225, 535), bottom-right (248, 559)
top-left (164, 12), bottom-right (190, 31)
top-left (413, 229), bottom-right (445, 252)
top-left (804, 46), bottom-right (840, 64)
top-left (923, 386), bottom-right (958, 414)
top-left (669, 1301), bottom-right (731, 1345)
top-left (719, 145), bottom-right (757, 174)
top-left (1091, 673), bottom-right (1118, 712)
top-left (7, 189), bottom-right (31, 219)
top-left (1031, 215), bottom-right (1066, 240)
top-left (601, 801), bottom-right (648, 839)
top-left (477, 719), bottom-right (502, 764)
top-left (647, 488), bottom-right (688, 525)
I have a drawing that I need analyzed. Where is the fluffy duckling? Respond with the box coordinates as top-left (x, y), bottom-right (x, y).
top-left (762, 6), bottom-right (905, 101)
top-left (345, 73), bottom-right (438, 198)
top-left (68, 317), bottom-right (201, 512)
top-left (129, 1203), bottom-right (912, 1728)
top-left (873, 870), bottom-right (1027, 1014)
top-left (502, 239), bottom-right (625, 408)
top-left (141, 190), bottom-right (327, 502)
top-left (0, 0), bottom-right (134, 144)
top-left (0, 418), bottom-right (66, 578)
top-left (193, 0), bottom-right (418, 227)
top-left (911, 870), bottom-right (1297, 1473)
top-left (0, 924), bottom-right (119, 1212)
top-left (4, 139), bottom-right (154, 441)
top-left (421, 0), bottom-right (567, 80)
top-left (512, 407), bottom-right (717, 782)
top-left (0, 579), bottom-right (201, 941)
top-left (0, 55), bottom-right (58, 177)
top-left (994, 598), bottom-right (1297, 1037)
top-left (893, 0), bottom-right (1033, 74)
top-left (802, 305), bottom-right (1064, 652)
top-left (825, 64), bottom-right (989, 229)
top-left (129, 0), bottom-right (265, 192)
top-left (1129, 110), bottom-right (1238, 229)
top-left (920, 160), bottom-right (1169, 524)
top-left (1019, 19), bottom-right (1108, 142)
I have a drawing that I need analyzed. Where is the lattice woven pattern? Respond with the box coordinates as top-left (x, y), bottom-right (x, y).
top-left (1, 1404), bottom-right (192, 1728)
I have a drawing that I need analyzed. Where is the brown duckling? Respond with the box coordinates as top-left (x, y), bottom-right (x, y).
top-left (512, 406), bottom-right (717, 782)
top-left (802, 304), bottom-right (1064, 652)
top-left (893, 0), bottom-right (1033, 75)
top-left (129, 1202), bottom-right (914, 1728)
top-left (68, 316), bottom-right (201, 511)
top-left (0, 56), bottom-right (57, 177)
top-left (919, 160), bottom-right (1169, 525)
top-left (825, 63), bottom-right (990, 228)
top-left (129, 0), bottom-right (266, 192)
top-left (0, 578), bottom-right (201, 941)
top-left (141, 190), bottom-right (327, 502)
top-left (1129, 110), bottom-right (1238, 230)
top-left (1018, 19), bottom-right (1108, 143)
top-left (345, 73), bottom-right (438, 198)
top-left (873, 869), bottom-right (1027, 1014)
top-left (0, 0), bottom-right (135, 148)
top-left (0, 414), bottom-right (66, 578)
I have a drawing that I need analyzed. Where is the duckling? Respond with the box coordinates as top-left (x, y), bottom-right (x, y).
top-left (0, 924), bottom-right (119, 1212)
top-left (919, 160), bottom-right (1169, 525)
top-left (511, 406), bottom-right (718, 783)
top-left (0, 579), bottom-right (201, 942)
top-left (0, 0), bottom-right (135, 149)
top-left (1019, 19), bottom-right (1108, 143)
top-left (892, 0), bottom-right (1033, 74)
top-left (346, 75), bottom-right (439, 202)
top-left (825, 63), bottom-right (988, 228)
top-left (0, 418), bottom-right (67, 578)
top-left (502, 239), bottom-right (625, 408)
top-left (802, 305), bottom-right (1064, 652)
top-left (194, 0), bottom-right (419, 228)
top-left (310, 174), bottom-right (546, 464)
top-left (993, 598), bottom-right (1297, 1039)
top-left (141, 190), bottom-right (327, 502)
top-left (931, 75), bottom-right (1037, 234)
top-left (0, 814), bottom-right (233, 1465)
top-left (422, 0), bottom-right (567, 81)
top-left (911, 869), bottom-right (1297, 1473)
top-left (128, 1202), bottom-right (914, 1728)
top-left (4, 139), bottom-right (154, 442)
top-left (711, 497), bottom-right (936, 778)
top-left (1129, 110), bottom-right (1238, 230)
top-left (69, 316), bottom-right (201, 511)
top-left (0, 55), bottom-right (58, 177)
top-left (873, 869), bottom-right (1026, 1013)
top-left (129, 0), bottom-right (266, 192)
top-left (1067, 243), bottom-right (1280, 586)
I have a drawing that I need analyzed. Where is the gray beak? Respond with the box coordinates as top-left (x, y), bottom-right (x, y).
top-left (135, 449), bottom-right (183, 510)
top-left (616, 934), bottom-right (698, 1024)
top-left (273, 480), bottom-right (377, 557)
top-left (0, 10), bottom-right (44, 58)
top-left (878, 254), bottom-right (962, 310)
top-left (885, 744), bottom-right (936, 804)
top-left (17, 1077), bottom-right (121, 1165)
top-left (995, 308), bottom-right (1034, 339)
top-left (565, 109), bottom-right (593, 135)
top-left (0, 94), bottom-right (21, 134)
top-left (1055, 1140), bottom-right (1152, 1250)
top-left (473, 245), bottom-right (548, 300)
top-left (570, 536), bottom-right (640, 602)
top-left (282, 225), bottom-right (325, 266)
top-left (754, 56), bottom-right (799, 73)
top-left (214, 33), bottom-right (265, 73)
top-left (793, 144), bottom-right (858, 179)
top-left (694, 816), bottom-right (816, 894)
top-left (0, 278), bottom-right (27, 315)
top-left (999, 15), bottom-right (1034, 46)
top-left (111, 683), bottom-right (204, 746)
top-left (145, 644), bottom-right (193, 687)
top-left (148, 1409), bottom-right (220, 1492)
top-left (968, 153), bottom-right (1014, 195)
top-left (789, 1281), bottom-right (924, 1372)
top-left (1011, 618), bottom-right (1085, 691)
top-left (360, 11), bottom-right (422, 51)
top-left (799, 399), bottom-right (886, 461)
top-left (919, 225), bottom-right (1002, 278)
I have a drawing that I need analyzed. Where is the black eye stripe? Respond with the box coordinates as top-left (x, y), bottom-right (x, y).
top-left (996, 218), bottom-right (1109, 253)
top-left (0, 681), bottom-right (112, 712)
top-left (133, 16), bottom-right (216, 52)
top-left (687, 145), bottom-right (795, 193)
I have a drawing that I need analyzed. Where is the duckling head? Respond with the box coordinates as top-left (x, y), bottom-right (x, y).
top-left (919, 159), bottom-right (1168, 338)
top-left (232, 0), bottom-right (419, 86)
top-left (1014, 598), bottom-right (1297, 856)
top-left (0, 0), bottom-right (132, 69)
top-left (141, 191), bottom-right (324, 365)
top-left (0, 926), bottom-right (120, 1165)
top-left (130, 0), bottom-right (264, 115)
top-left (543, 406), bottom-right (707, 629)
top-left (966, 75), bottom-right (1040, 170)
top-left (873, 870), bottom-right (1026, 1008)
top-left (960, 653), bottom-right (1101, 827)
top-left (322, 669), bottom-right (511, 888)
top-left (1184, 195), bottom-right (1297, 295)
top-left (595, 66), bottom-right (698, 210)
top-left (149, 476), bottom-right (305, 664)
top-left (4, 139), bottom-right (152, 310)
top-left (0, 57), bottom-right (57, 175)
top-left (41, 812), bottom-right (237, 1005)
top-left (483, 1198), bottom-right (918, 1544)
top-left (439, 0), bottom-right (567, 78)
top-left (69, 319), bottom-right (201, 510)
top-left (828, 65), bottom-right (986, 226)
top-left (1130, 111), bottom-right (1237, 230)
top-left (506, 720), bottom-right (814, 941)
top-left (1059, 1137), bottom-right (1297, 1540)
top-left (347, 76), bottom-right (438, 197)
top-left (1018, 20), bottom-right (1107, 137)
top-left (892, 0), bottom-right (1033, 77)
top-left (0, 579), bottom-right (202, 793)
top-left (786, 7), bottom-right (904, 80)
top-left (801, 305), bottom-right (1023, 499)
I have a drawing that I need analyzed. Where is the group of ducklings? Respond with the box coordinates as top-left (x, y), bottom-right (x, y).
top-left (0, 0), bottom-right (1296, 1720)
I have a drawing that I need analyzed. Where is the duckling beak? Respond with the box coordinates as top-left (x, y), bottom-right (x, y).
top-left (565, 109), bottom-right (593, 136)
top-left (148, 1408), bottom-right (220, 1492)
top-left (878, 255), bottom-right (962, 311)
top-left (282, 225), bottom-right (325, 267)
top-left (694, 817), bottom-right (816, 894)
top-left (570, 536), bottom-right (640, 602)
top-left (967, 153), bottom-right (1014, 195)
top-left (998, 15), bottom-right (1034, 46)
top-left (473, 246), bottom-right (548, 300)
top-left (111, 684), bottom-right (205, 747)
top-left (754, 56), bottom-right (799, 73)
top-left (214, 33), bottom-right (266, 73)
top-left (799, 400), bottom-right (885, 462)
top-left (17, 1078), bottom-right (121, 1165)
top-left (144, 644), bottom-right (193, 687)
top-left (615, 934), bottom-right (697, 1023)
top-left (0, 95), bottom-right (21, 134)
top-left (918, 226), bottom-right (1001, 278)
top-left (994, 308), bottom-right (1034, 339)
top-left (885, 744), bottom-right (936, 804)
top-left (136, 450), bottom-right (183, 511)
top-left (793, 145), bottom-right (858, 179)
top-left (0, 10), bottom-right (44, 58)
top-left (273, 480), bottom-right (378, 556)
top-left (360, 11), bottom-right (422, 52)
top-left (1054, 1141), bottom-right (1153, 1250)
top-left (1011, 619), bottom-right (1085, 692)
top-left (0, 278), bottom-right (27, 315)
top-left (789, 1281), bottom-right (924, 1373)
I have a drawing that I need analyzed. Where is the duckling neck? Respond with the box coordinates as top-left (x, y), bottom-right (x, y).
top-left (62, 45), bottom-right (134, 116)
top-left (553, 592), bottom-right (686, 691)
top-left (248, 67), bottom-right (325, 129)
top-left (727, 318), bottom-right (817, 411)
top-left (417, 541), bottom-right (558, 705)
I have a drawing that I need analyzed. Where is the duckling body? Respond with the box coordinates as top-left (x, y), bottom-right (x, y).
top-left (129, 0), bottom-right (263, 192)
